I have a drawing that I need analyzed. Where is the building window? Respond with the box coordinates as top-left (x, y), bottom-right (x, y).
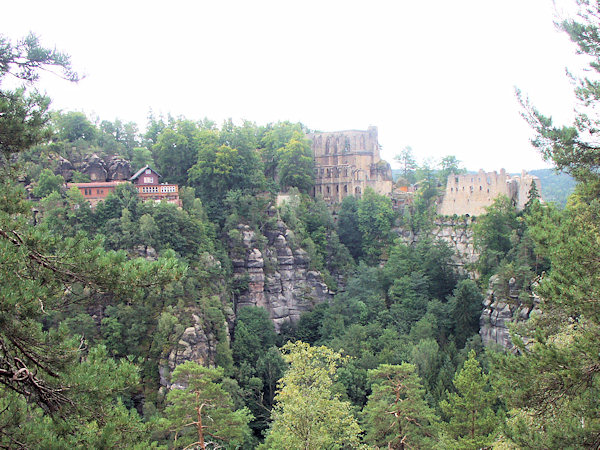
top-left (143, 176), bottom-right (153, 183)
top-left (145, 169), bottom-right (151, 174)
top-left (326, 186), bottom-right (330, 194)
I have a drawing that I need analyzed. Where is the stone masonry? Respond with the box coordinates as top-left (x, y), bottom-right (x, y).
top-left (438, 169), bottom-right (541, 216)
top-left (308, 126), bottom-right (393, 203)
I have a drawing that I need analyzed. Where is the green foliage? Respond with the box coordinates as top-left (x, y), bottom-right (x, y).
top-left (163, 362), bottom-right (252, 449)
top-left (336, 195), bottom-right (363, 260)
top-left (439, 350), bottom-right (498, 449)
top-left (363, 363), bottom-right (439, 449)
top-left (448, 280), bottom-right (483, 349)
top-left (473, 195), bottom-right (518, 279)
top-left (529, 168), bottom-right (576, 208)
top-left (394, 145), bottom-right (417, 185)
top-left (33, 168), bottom-right (64, 198)
top-left (277, 131), bottom-right (314, 193)
top-left (357, 187), bottom-right (396, 264)
top-left (0, 345), bottom-right (155, 449)
top-left (55, 111), bottom-right (97, 142)
top-left (260, 121), bottom-right (304, 180)
top-left (262, 341), bottom-right (362, 449)
top-left (437, 155), bottom-right (466, 186)
top-left (131, 146), bottom-right (154, 170)
top-left (492, 5), bottom-right (600, 447)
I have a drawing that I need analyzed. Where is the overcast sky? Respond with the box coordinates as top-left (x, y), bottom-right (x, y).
top-left (1, 0), bottom-right (588, 172)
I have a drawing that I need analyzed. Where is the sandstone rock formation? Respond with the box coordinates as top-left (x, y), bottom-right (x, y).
top-left (479, 275), bottom-right (541, 350)
top-left (230, 221), bottom-right (333, 331)
top-left (397, 217), bottom-right (478, 275)
top-left (106, 156), bottom-right (131, 180)
top-left (81, 153), bottom-right (108, 181)
top-left (54, 155), bottom-right (75, 181)
top-left (160, 313), bottom-right (212, 389)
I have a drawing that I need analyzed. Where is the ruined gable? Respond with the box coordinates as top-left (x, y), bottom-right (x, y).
top-left (308, 126), bottom-right (393, 203)
top-left (438, 169), bottom-right (541, 216)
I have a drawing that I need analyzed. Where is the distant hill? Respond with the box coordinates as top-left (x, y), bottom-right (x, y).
top-left (528, 169), bottom-right (576, 208)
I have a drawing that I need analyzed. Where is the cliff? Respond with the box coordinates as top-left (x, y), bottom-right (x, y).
top-left (479, 275), bottom-right (541, 350)
top-left (230, 221), bottom-right (333, 332)
top-left (397, 217), bottom-right (478, 275)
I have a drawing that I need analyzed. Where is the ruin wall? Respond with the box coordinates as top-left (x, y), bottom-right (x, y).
top-left (308, 126), bottom-right (393, 203)
top-left (437, 169), bottom-right (540, 216)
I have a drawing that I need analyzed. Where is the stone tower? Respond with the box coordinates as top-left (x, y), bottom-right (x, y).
top-left (308, 126), bottom-right (393, 203)
top-left (437, 169), bottom-right (541, 216)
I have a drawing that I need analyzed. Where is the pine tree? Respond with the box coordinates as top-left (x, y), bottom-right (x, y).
top-left (363, 363), bottom-right (439, 449)
top-left (163, 362), bottom-right (252, 449)
top-left (439, 350), bottom-right (498, 449)
top-left (496, 2), bottom-right (600, 446)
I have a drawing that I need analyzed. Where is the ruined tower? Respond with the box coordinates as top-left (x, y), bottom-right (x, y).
top-left (308, 126), bottom-right (393, 203)
top-left (437, 169), bottom-right (541, 216)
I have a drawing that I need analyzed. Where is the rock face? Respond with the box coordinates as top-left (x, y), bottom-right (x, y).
top-left (55, 155), bottom-right (75, 181)
top-left (397, 217), bottom-right (478, 275)
top-left (231, 221), bottom-right (333, 331)
top-left (160, 313), bottom-right (213, 389)
top-left (106, 156), bottom-right (131, 180)
top-left (81, 153), bottom-right (108, 181)
top-left (479, 275), bottom-right (541, 350)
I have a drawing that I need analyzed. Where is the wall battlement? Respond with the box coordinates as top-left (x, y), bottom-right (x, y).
top-left (308, 127), bottom-right (393, 202)
top-left (438, 169), bottom-right (540, 216)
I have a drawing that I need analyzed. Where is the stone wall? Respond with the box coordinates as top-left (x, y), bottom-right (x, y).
top-left (230, 221), bottom-right (333, 331)
top-left (438, 169), bottom-right (540, 217)
top-left (308, 126), bottom-right (393, 203)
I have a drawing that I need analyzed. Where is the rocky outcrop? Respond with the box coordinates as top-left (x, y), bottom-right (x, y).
top-left (106, 156), bottom-right (131, 180)
top-left (397, 217), bottom-right (478, 275)
top-left (54, 155), bottom-right (75, 181)
top-left (431, 218), bottom-right (478, 272)
top-left (231, 221), bottom-right (333, 331)
top-left (479, 275), bottom-right (541, 350)
top-left (160, 313), bottom-right (212, 389)
top-left (81, 153), bottom-right (108, 181)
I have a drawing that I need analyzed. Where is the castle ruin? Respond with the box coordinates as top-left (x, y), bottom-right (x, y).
top-left (308, 126), bottom-right (393, 203)
top-left (437, 169), bottom-right (541, 216)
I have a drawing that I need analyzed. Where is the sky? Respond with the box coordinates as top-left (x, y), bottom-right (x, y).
top-left (1, 0), bottom-right (589, 172)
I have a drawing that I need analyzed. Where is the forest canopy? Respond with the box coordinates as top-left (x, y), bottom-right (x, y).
top-left (2, 2), bottom-right (600, 445)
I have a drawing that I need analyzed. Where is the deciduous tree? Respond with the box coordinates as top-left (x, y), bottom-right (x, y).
top-left (262, 341), bottom-right (361, 449)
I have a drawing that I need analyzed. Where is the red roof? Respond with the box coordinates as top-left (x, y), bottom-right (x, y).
top-left (67, 181), bottom-right (127, 188)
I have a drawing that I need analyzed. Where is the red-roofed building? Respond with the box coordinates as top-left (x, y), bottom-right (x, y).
top-left (68, 166), bottom-right (181, 208)
top-left (129, 166), bottom-right (181, 207)
top-left (67, 180), bottom-right (128, 207)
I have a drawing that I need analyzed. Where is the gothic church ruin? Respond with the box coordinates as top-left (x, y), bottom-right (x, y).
top-left (309, 126), bottom-right (393, 203)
